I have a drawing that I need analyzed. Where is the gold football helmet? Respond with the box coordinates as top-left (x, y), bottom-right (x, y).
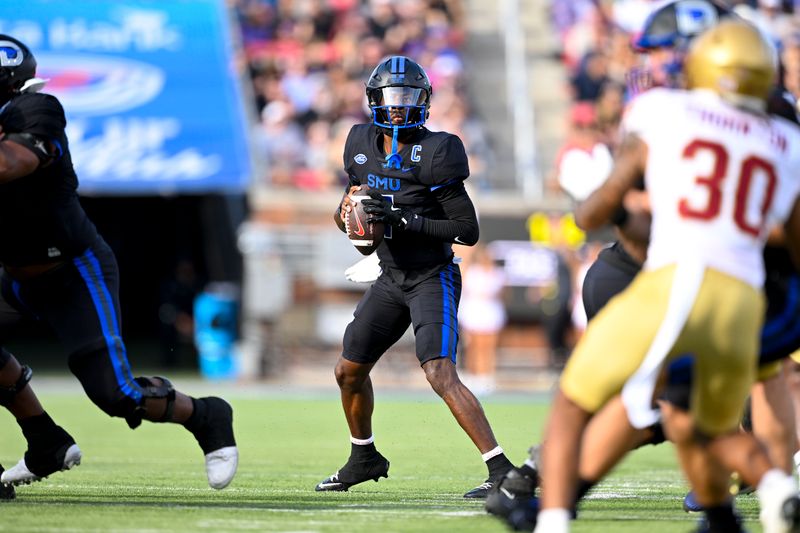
top-left (684, 18), bottom-right (776, 111)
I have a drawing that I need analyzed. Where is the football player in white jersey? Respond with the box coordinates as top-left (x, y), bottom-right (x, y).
top-left (534, 19), bottom-right (800, 533)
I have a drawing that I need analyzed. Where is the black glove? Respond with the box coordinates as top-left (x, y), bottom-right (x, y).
top-left (362, 190), bottom-right (411, 227)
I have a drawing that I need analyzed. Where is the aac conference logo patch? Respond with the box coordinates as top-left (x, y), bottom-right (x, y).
top-left (37, 53), bottom-right (165, 115)
top-left (354, 153), bottom-right (368, 165)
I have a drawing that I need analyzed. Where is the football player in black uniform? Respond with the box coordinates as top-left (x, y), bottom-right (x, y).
top-left (0, 35), bottom-right (238, 491)
top-left (316, 56), bottom-right (514, 498)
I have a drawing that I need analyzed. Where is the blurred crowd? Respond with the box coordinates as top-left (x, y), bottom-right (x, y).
top-left (232, 0), bottom-right (493, 190)
top-left (229, 0), bottom-right (800, 386)
top-left (549, 0), bottom-right (800, 201)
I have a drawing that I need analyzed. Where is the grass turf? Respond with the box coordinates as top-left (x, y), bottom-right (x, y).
top-left (0, 389), bottom-right (763, 532)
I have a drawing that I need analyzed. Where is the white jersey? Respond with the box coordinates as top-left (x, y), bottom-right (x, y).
top-left (623, 88), bottom-right (800, 287)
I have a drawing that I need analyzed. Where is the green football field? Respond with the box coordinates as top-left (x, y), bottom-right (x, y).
top-left (0, 385), bottom-right (763, 532)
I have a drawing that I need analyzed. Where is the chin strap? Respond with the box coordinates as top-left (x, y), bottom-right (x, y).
top-left (384, 125), bottom-right (402, 169)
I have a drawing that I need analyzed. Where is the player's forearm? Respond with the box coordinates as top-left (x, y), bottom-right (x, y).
top-left (414, 217), bottom-right (479, 245)
top-left (575, 188), bottom-right (621, 230)
top-left (407, 184), bottom-right (479, 245)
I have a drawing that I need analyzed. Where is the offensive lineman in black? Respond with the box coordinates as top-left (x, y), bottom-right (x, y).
top-left (315, 56), bottom-right (514, 498)
top-left (0, 35), bottom-right (238, 491)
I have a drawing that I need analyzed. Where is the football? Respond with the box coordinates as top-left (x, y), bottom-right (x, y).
top-left (345, 187), bottom-right (385, 255)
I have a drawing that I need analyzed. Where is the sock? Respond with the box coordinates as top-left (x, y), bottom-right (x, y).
top-left (758, 468), bottom-right (795, 498)
top-left (705, 501), bottom-right (742, 533)
top-left (350, 435), bottom-right (377, 459)
top-left (794, 450), bottom-right (800, 479)
top-left (182, 397), bottom-right (208, 434)
top-left (17, 412), bottom-right (73, 476)
top-left (533, 508), bottom-right (570, 533)
top-left (485, 450), bottom-right (514, 479)
top-left (758, 468), bottom-right (797, 530)
top-left (18, 412), bottom-right (59, 446)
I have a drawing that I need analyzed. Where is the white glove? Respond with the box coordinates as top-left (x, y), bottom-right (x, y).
top-left (345, 253), bottom-right (382, 283)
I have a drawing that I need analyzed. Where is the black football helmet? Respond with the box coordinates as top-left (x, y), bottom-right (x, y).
top-left (634, 0), bottom-right (732, 51)
top-left (627, 0), bottom-right (734, 95)
top-left (0, 35), bottom-right (36, 104)
top-left (366, 56), bottom-right (432, 130)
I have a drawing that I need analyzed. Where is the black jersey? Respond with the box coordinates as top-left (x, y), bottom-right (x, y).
top-left (343, 124), bottom-right (470, 269)
top-left (0, 92), bottom-right (97, 266)
top-left (763, 86), bottom-right (799, 300)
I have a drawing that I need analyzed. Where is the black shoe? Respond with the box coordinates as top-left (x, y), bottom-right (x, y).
top-left (683, 490), bottom-right (704, 513)
top-left (315, 452), bottom-right (390, 492)
top-left (693, 514), bottom-right (747, 533)
top-left (485, 467), bottom-right (539, 517)
top-left (465, 461), bottom-right (518, 499)
top-left (487, 494), bottom-right (540, 531)
top-left (463, 479), bottom-right (494, 499)
top-left (0, 465), bottom-right (15, 500)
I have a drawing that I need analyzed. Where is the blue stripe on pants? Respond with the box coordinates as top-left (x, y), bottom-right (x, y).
top-left (73, 250), bottom-right (142, 403)
top-left (439, 264), bottom-right (457, 363)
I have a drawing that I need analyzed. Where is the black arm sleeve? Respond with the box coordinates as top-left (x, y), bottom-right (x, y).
top-left (409, 181), bottom-right (479, 245)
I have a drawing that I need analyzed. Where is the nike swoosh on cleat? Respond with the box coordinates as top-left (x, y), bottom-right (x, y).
top-left (317, 482), bottom-right (344, 489)
top-left (454, 236), bottom-right (467, 245)
top-left (500, 487), bottom-right (516, 499)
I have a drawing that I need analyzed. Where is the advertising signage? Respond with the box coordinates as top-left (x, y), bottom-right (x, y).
top-left (0, 0), bottom-right (252, 194)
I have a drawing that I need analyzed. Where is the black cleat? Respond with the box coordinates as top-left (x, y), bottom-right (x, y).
top-left (485, 466), bottom-right (539, 517)
top-left (464, 479), bottom-right (494, 499)
top-left (315, 452), bottom-right (390, 492)
top-left (0, 465), bottom-right (15, 500)
top-left (506, 496), bottom-right (540, 531)
top-left (693, 514), bottom-right (747, 533)
top-left (683, 490), bottom-right (704, 513)
top-left (465, 462), bottom-right (519, 499)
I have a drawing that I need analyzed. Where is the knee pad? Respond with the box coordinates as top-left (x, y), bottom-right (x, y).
top-left (0, 358), bottom-right (32, 407)
top-left (124, 376), bottom-right (176, 429)
top-left (68, 348), bottom-right (176, 428)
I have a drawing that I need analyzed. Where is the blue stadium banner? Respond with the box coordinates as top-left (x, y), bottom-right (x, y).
top-left (0, 0), bottom-right (252, 195)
